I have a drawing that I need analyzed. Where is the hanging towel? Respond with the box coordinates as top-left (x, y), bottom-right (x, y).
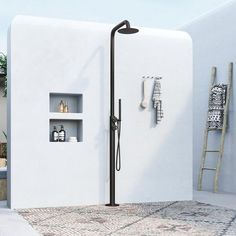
top-left (152, 80), bottom-right (163, 124)
top-left (207, 84), bottom-right (227, 129)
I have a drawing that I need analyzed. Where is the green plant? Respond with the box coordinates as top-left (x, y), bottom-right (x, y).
top-left (0, 52), bottom-right (7, 97)
top-left (1, 144), bottom-right (7, 159)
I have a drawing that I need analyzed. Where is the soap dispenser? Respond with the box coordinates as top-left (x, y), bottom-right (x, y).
top-left (59, 125), bottom-right (66, 142)
top-left (52, 126), bottom-right (59, 142)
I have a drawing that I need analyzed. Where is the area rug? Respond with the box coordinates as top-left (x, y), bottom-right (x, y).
top-left (18, 201), bottom-right (236, 236)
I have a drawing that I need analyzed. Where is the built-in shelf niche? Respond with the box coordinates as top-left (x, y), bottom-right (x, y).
top-left (50, 93), bottom-right (83, 113)
top-left (49, 92), bottom-right (83, 143)
top-left (49, 119), bottom-right (83, 142)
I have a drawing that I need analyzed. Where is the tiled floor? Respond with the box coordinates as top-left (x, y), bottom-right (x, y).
top-left (18, 201), bottom-right (236, 236)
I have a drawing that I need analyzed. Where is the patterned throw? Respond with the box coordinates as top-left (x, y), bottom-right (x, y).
top-left (152, 79), bottom-right (163, 124)
top-left (208, 84), bottom-right (227, 129)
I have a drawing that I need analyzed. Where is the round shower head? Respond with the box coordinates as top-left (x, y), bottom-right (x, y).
top-left (118, 27), bottom-right (139, 34)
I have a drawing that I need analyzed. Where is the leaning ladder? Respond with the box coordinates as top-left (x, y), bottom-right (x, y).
top-left (198, 62), bottom-right (233, 193)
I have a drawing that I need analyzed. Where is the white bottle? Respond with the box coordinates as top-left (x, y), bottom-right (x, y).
top-left (52, 126), bottom-right (59, 142)
top-left (59, 125), bottom-right (66, 142)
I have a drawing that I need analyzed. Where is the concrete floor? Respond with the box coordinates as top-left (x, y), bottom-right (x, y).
top-left (0, 191), bottom-right (236, 236)
top-left (194, 190), bottom-right (236, 210)
top-left (0, 201), bottom-right (40, 236)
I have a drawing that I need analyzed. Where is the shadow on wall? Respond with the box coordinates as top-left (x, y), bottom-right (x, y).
top-left (124, 93), bottom-right (192, 202)
top-left (69, 45), bottom-right (109, 203)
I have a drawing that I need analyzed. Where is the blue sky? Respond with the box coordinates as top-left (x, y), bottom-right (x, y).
top-left (0, 0), bottom-right (233, 53)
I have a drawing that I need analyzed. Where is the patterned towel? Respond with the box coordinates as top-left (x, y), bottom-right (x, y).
top-left (152, 80), bottom-right (163, 124)
top-left (207, 84), bottom-right (227, 129)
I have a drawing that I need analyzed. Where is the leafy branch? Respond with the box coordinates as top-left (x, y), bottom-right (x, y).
top-left (0, 52), bottom-right (7, 97)
top-left (1, 131), bottom-right (7, 159)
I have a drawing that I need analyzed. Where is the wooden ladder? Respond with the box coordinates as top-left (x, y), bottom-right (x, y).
top-left (198, 63), bottom-right (233, 192)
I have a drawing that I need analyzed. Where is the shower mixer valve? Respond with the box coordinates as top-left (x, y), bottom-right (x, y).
top-left (110, 115), bottom-right (120, 130)
top-left (110, 98), bottom-right (122, 130)
top-left (110, 99), bottom-right (122, 171)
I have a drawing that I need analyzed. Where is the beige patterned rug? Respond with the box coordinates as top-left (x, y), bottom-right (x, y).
top-left (18, 201), bottom-right (236, 236)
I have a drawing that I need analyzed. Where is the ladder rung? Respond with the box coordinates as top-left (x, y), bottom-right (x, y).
top-left (205, 150), bottom-right (220, 152)
top-left (202, 167), bottom-right (217, 171)
top-left (208, 128), bottom-right (223, 131)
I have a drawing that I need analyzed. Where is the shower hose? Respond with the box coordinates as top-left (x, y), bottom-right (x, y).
top-left (116, 120), bottom-right (121, 171)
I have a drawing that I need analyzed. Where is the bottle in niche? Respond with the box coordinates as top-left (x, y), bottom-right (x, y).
top-left (52, 126), bottom-right (59, 142)
top-left (63, 101), bottom-right (69, 113)
top-left (59, 100), bottom-right (64, 113)
top-left (59, 125), bottom-right (66, 142)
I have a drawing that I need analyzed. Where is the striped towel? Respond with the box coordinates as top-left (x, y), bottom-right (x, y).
top-left (152, 80), bottom-right (163, 124)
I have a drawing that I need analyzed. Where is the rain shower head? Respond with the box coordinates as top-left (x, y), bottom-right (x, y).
top-left (118, 27), bottom-right (139, 34)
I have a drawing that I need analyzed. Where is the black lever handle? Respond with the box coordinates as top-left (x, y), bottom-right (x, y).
top-left (119, 98), bottom-right (121, 121)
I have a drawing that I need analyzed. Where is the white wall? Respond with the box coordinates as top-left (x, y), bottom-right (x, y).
top-left (9, 16), bottom-right (192, 209)
top-left (183, 1), bottom-right (236, 193)
top-left (1, 1), bottom-right (233, 148)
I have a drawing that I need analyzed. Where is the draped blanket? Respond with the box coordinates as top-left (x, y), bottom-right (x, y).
top-left (207, 84), bottom-right (227, 129)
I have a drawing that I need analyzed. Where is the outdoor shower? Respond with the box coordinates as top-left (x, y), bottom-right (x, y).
top-left (106, 20), bottom-right (139, 207)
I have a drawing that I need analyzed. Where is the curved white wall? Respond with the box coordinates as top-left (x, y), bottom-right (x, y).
top-left (8, 16), bottom-right (192, 208)
top-left (0, 0), bottom-right (233, 53)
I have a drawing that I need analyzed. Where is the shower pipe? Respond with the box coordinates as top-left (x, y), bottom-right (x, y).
top-left (106, 20), bottom-right (139, 207)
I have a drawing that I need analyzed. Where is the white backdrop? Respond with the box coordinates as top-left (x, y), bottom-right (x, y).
top-left (8, 16), bottom-right (192, 208)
